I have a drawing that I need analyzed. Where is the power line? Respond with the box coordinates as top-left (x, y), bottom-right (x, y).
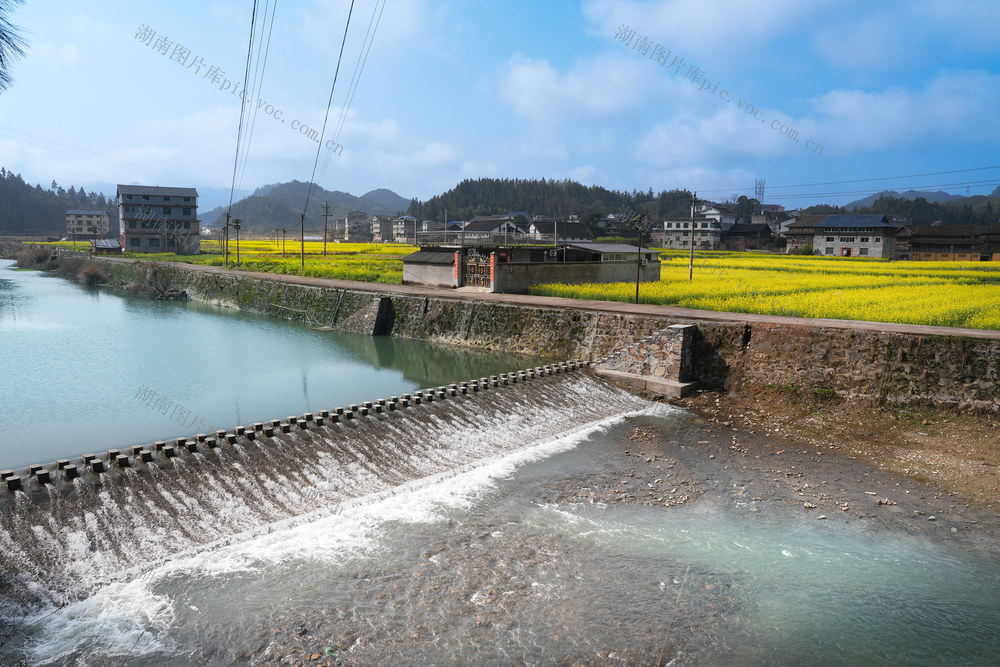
top-left (318, 0), bottom-right (386, 185)
top-left (234, 0), bottom-right (279, 195)
top-left (227, 0), bottom-right (261, 217)
top-left (694, 166), bottom-right (1000, 199)
top-left (0, 122), bottom-right (236, 191)
top-left (302, 0), bottom-right (356, 217)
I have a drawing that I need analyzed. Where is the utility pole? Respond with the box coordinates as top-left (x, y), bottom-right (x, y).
top-left (322, 202), bottom-right (331, 256)
top-left (689, 191), bottom-right (697, 281)
top-left (224, 212), bottom-right (230, 268)
top-left (629, 213), bottom-right (649, 304)
top-left (300, 213), bottom-right (305, 274)
top-left (232, 218), bottom-right (242, 267)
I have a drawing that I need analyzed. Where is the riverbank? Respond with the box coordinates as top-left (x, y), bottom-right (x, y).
top-left (249, 397), bottom-right (1000, 666)
top-left (675, 388), bottom-right (1000, 512)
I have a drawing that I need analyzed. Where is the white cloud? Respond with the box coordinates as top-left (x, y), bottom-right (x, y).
top-left (583, 0), bottom-right (822, 67)
top-left (497, 52), bottom-right (650, 124)
top-left (808, 70), bottom-right (1000, 152)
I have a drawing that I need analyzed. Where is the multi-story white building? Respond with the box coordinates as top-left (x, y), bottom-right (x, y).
top-left (116, 185), bottom-right (199, 254)
top-left (662, 203), bottom-right (738, 249)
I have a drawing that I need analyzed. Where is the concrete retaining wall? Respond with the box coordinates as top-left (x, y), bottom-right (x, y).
top-left (76, 257), bottom-right (1000, 410)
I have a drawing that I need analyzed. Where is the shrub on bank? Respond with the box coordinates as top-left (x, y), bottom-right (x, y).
top-left (16, 245), bottom-right (57, 270)
top-left (78, 263), bottom-right (108, 286)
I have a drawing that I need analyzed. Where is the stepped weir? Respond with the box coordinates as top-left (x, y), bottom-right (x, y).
top-left (0, 363), bottom-right (649, 617)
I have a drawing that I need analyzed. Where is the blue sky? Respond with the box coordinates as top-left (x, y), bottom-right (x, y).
top-left (1, 0), bottom-right (999, 212)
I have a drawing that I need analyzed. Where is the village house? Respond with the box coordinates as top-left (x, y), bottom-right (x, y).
top-left (526, 220), bottom-right (594, 242)
top-left (393, 215), bottom-right (418, 243)
top-left (812, 214), bottom-right (902, 258)
top-left (403, 241), bottom-right (659, 293)
top-left (370, 215), bottom-right (394, 243)
top-left (909, 224), bottom-right (988, 261)
top-left (65, 209), bottom-right (110, 240)
top-left (783, 214), bottom-right (828, 253)
top-left (340, 210), bottom-right (370, 242)
top-left (116, 185), bottom-right (200, 254)
top-left (662, 202), bottom-right (739, 249)
top-left (722, 223), bottom-right (774, 249)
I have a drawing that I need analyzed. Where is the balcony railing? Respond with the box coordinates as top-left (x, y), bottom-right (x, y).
top-left (414, 231), bottom-right (558, 246)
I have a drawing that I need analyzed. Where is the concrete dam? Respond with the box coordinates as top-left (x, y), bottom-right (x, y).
top-left (0, 364), bottom-right (649, 617)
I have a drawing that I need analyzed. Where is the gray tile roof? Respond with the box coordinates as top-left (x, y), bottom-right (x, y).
top-left (817, 214), bottom-right (894, 229)
top-left (117, 185), bottom-right (199, 198)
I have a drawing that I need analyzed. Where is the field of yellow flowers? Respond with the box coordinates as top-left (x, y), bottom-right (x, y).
top-left (530, 251), bottom-right (1000, 330)
top-left (39, 239), bottom-right (416, 284)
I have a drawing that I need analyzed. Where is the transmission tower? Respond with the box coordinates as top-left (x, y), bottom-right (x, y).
top-left (754, 178), bottom-right (765, 214)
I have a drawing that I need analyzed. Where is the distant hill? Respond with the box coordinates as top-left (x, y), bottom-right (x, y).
top-left (846, 189), bottom-right (966, 210)
top-left (0, 168), bottom-right (116, 236)
top-left (406, 177), bottom-right (693, 223)
top-left (200, 181), bottom-right (410, 231)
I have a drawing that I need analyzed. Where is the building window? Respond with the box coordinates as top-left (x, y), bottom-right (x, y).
top-left (163, 207), bottom-right (172, 215)
top-left (163, 196), bottom-right (171, 202)
top-left (142, 195), bottom-right (149, 200)
top-left (860, 237), bottom-right (869, 243)
top-left (825, 247), bottom-right (833, 255)
top-left (183, 197), bottom-right (191, 202)
top-left (149, 238), bottom-right (160, 248)
top-left (129, 238), bottom-right (141, 248)
top-left (839, 237), bottom-right (856, 243)
top-left (874, 237), bottom-right (881, 243)
top-left (128, 221), bottom-right (136, 229)
top-left (826, 236), bottom-right (834, 242)
top-left (859, 247), bottom-right (869, 256)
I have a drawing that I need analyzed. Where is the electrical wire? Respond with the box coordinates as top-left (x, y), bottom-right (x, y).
top-left (234, 0), bottom-right (279, 195)
top-left (693, 166), bottom-right (1000, 204)
top-left (317, 0), bottom-right (386, 185)
top-left (226, 0), bottom-right (260, 218)
top-left (302, 0), bottom-right (356, 217)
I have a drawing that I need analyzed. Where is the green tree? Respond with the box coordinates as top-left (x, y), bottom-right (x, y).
top-left (0, 0), bottom-right (27, 92)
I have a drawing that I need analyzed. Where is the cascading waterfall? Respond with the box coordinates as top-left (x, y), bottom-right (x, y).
top-left (0, 367), bottom-right (648, 620)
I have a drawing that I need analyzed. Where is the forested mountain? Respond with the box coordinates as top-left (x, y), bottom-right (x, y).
top-left (845, 189), bottom-right (966, 210)
top-left (804, 193), bottom-right (998, 227)
top-left (200, 181), bottom-right (410, 230)
top-left (0, 168), bottom-right (115, 236)
top-left (405, 178), bottom-right (693, 223)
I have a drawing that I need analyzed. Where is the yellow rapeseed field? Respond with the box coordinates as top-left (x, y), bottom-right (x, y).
top-left (36, 239), bottom-right (417, 284)
top-left (530, 251), bottom-right (1000, 330)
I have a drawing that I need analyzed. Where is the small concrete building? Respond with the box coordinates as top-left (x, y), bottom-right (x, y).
top-left (403, 242), bottom-right (660, 293)
top-left (117, 185), bottom-right (200, 254)
top-left (66, 209), bottom-right (111, 240)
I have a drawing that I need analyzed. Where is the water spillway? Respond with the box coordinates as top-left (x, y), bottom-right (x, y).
top-left (0, 365), bottom-right (647, 616)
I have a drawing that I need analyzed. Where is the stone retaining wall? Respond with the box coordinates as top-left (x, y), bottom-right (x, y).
top-left (74, 257), bottom-right (1000, 410)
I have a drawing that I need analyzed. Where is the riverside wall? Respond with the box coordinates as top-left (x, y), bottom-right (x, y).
top-left (74, 256), bottom-right (1000, 410)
